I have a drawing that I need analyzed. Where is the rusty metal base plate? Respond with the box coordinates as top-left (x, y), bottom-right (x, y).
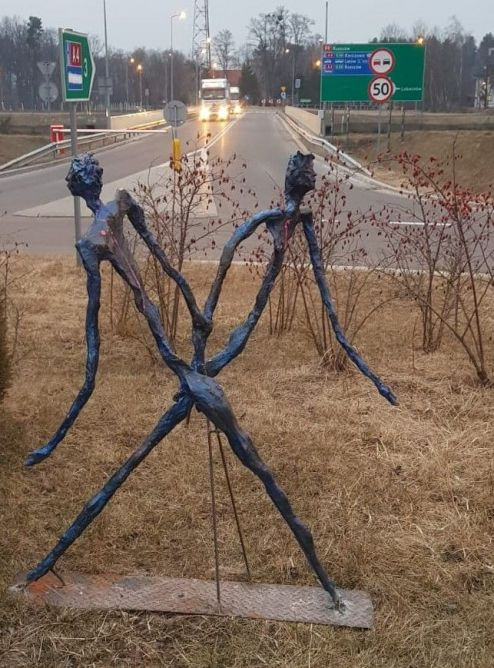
top-left (11, 571), bottom-right (373, 628)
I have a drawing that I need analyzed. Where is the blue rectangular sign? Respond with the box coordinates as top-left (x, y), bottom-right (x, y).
top-left (322, 50), bottom-right (373, 76)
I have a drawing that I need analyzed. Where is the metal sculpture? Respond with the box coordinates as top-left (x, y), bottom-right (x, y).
top-left (24, 151), bottom-right (397, 610)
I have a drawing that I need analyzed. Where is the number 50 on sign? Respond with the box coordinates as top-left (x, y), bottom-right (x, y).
top-left (368, 76), bottom-right (394, 103)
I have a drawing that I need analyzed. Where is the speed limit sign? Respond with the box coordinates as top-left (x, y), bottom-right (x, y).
top-left (368, 76), bottom-right (393, 103)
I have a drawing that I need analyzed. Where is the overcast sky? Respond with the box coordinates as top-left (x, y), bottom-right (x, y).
top-left (2, 0), bottom-right (492, 55)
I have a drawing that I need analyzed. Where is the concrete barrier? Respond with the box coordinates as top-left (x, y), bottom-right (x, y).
top-left (110, 110), bottom-right (164, 130)
top-left (285, 106), bottom-right (322, 135)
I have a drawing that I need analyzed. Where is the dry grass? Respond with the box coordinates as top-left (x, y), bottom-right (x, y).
top-left (342, 130), bottom-right (494, 193)
top-left (1, 255), bottom-right (494, 667)
top-left (0, 135), bottom-right (47, 164)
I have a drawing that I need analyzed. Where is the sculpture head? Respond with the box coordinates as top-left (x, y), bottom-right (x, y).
top-left (284, 152), bottom-right (316, 206)
top-left (66, 153), bottom-right (104, 214)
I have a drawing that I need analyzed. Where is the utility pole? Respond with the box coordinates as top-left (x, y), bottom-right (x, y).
top-left (103, 0), bottom-right (111, 128)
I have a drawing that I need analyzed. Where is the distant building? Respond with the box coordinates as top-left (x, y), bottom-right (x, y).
top-left (474, 77), bottom-right (494, 108)
top-left (206, 69), bottom-right (242, 87)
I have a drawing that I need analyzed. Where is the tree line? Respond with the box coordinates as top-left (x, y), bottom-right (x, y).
top-left (0, 11), bottom-right (492, 112)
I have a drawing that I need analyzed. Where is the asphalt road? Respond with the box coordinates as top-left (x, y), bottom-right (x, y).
top-left (0, 110), bottom-right (411, 257)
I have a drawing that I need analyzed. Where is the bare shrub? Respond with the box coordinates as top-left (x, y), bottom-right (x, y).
top-left (375, 149), bottom-right (494, 384)
top-left (109, 138), bottom-right (258, 351)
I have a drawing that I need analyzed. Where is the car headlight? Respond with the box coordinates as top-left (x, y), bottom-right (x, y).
top-left (219, 105), bottom-right (228, 119)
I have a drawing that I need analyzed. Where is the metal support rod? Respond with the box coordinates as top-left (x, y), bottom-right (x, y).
top-left (103, 0), bottom-right (111, 128)
top-left (207, 420), bottom-right (221, 609)
top-left (387, 101), bottom-right (393, 152)
top-left (376, 105), bottom-right (382, 154)
top-left (215, 430), bottom-right (251, 581)
top-left (69, 103), bottom-right (82, 267)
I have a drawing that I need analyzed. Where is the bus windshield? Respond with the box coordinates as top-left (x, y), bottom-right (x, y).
top-left (201, 88), bottom-right (226, 100)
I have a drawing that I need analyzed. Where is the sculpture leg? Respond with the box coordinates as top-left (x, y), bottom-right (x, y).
top-left (25, 395), bottom-right (192, 582)
top-left (221, 422), bottom-right (342, 608)
top-left (189, 375), bottom-right (342, 608)
top-left (25, 250), bottom-right (103, 466)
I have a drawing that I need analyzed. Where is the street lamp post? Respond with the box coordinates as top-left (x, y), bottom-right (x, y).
top-left (103, 0), bottom-right (111, 128)
top-left (126, 56), bottom-right (134, 108)
top-left (170, 10), bottom-right (186, 101)
top-left (285, 48), bottom-right (296, 106)
top-left (137, 64), bottom-right (143, 109)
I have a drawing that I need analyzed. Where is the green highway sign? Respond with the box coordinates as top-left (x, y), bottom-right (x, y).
top-left (321, 43), bottom-right (425, 103)
top-left (59, 29), bottom-right (95, 102)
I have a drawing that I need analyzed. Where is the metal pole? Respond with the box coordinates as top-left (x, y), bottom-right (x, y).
top-left (207, 421), bottom-right (222, 610)
top-left (325, 1), bottom-right (328, 43)
top-left (387, 101), bottom-right (393, 152)
top-left (215, 430), bottom-right (251, 581)
top-left (291, 51), bottom-right (295, 106)
top-left (377, 105), bottom-right (382, 153)
top-left (170, 16), bottom-right (174, 102)
top-left (139, 70), bottom-right (143, 108)
top-left (69, 103), bottom-right (82, 267)
top-left (125, 62), bottom-right (129, 109)
top-left (103, 0), bottom-right (111, 128)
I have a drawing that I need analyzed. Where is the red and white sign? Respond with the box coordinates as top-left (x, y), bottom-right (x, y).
top-left (69, 42), bottom-right (81, 67)
top-left (369, 48), bottom-right (395, 75)
top-left (368, 76), bottom-right (394, 103)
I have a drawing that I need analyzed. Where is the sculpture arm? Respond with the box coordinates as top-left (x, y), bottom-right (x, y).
top-left (25, 244), bottom-right (102, 466)
top-left (108, 257), bottom-right (189, 383)
top-left (126, 199), bottom-right (210, 335)
top-left (203, 208), bottom-right (284, 323)
top-left (301, 212), bottom-right (398, 406)
top-left (205, 243), bottom-right (285, 377)
top-left (187, 208), bottom-right (284, 370)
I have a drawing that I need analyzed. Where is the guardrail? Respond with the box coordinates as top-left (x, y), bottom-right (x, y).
top-left (0, 108), bottom-right (199, 174)
top-left (281, 110), bottom-right (372, 176)
top-left (0, 123), bottom-right (171, 173)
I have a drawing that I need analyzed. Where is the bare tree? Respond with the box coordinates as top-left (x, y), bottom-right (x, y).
top-left (214, 29), bottom-right (236, 75)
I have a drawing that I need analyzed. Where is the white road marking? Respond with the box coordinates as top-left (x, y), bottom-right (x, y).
top-left (388, 221), bottom-right (451, 227)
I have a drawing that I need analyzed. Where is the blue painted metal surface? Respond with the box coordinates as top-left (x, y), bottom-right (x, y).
top-left (24, 151), bottom-right (397, 610)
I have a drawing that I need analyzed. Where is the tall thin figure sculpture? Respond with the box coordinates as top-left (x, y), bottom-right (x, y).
top-left (24, 152), bottom-right (397, 610)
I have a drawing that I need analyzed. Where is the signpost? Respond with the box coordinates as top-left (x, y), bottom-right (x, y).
top-left (59, 29), bottom-right (95, 264)
top-left (164, 100), bottom-right (187, 171)
top-left (320, 43), bottom-right (425, 103)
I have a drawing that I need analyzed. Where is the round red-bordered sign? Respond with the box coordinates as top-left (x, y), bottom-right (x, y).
top-left (368, 76), bottom-right (394, 103)
top-left (369, 48), bottom-right (395, 75)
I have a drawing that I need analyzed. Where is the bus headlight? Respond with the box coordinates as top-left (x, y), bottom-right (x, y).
top-left (199, 106), bottom-right (210, 121)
